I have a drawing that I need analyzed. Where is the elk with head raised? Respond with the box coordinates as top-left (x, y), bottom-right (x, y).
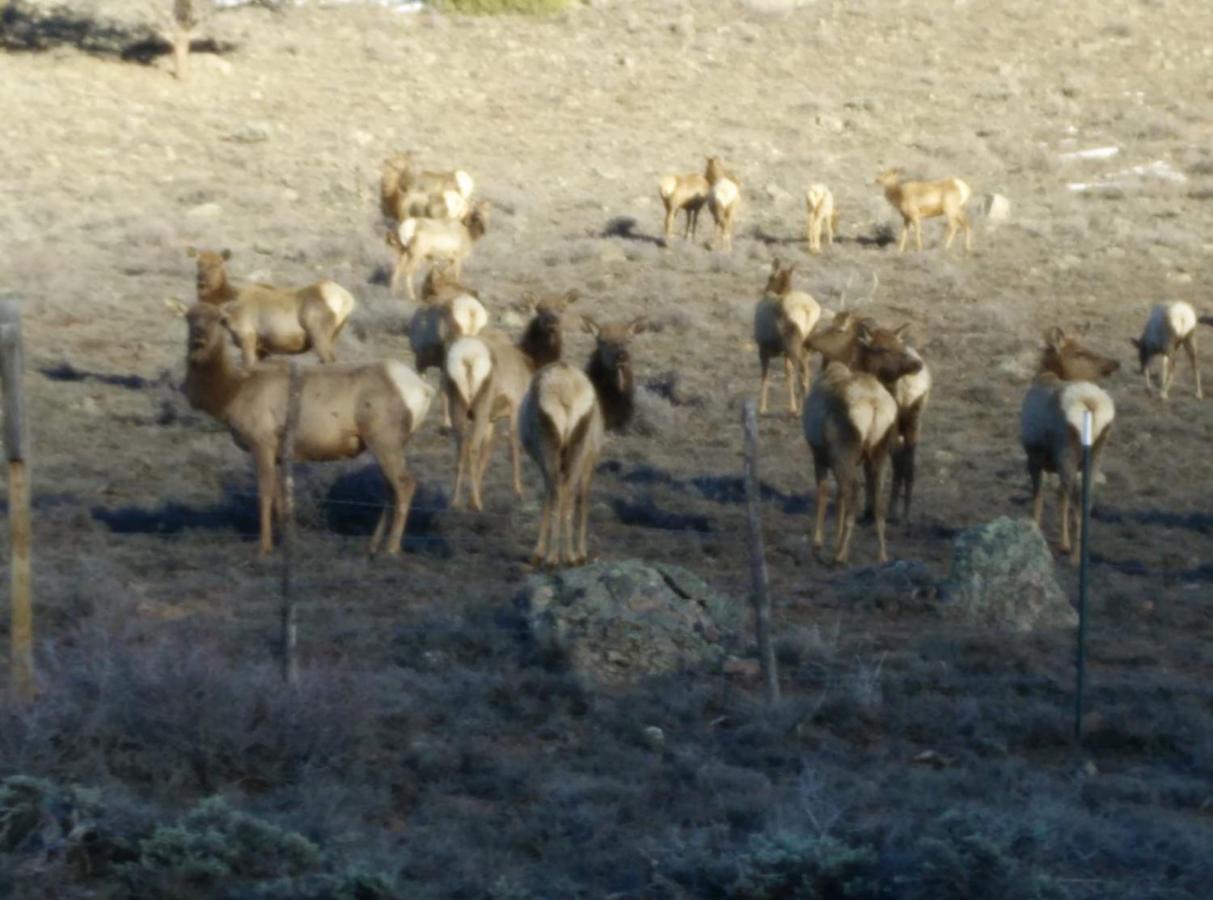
top-left (1021, 327), bottom-right (1119, 562)
top-left (706, 156), bottom-right (741, 252)
top-left (1130, 301), bottom-right (1201, 400)
top-left (444, 290), bottom-right (578, 512)
top-left (753, 259), bottom-right (822, 415)
top-left (187, 247), bottom-right (356, 368)
top-left (520, 315), bottom-right (646, 567)
top-left (875, 168), bottom-right (972, 253)
top-left (177, 302), bottom-right (433, 557)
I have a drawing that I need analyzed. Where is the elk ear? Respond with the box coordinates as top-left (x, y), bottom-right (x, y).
top-left (220, 248), bottom-right (231, 261)
top-left (582, 315), bottom-right (600, 337)
top-left (1045, 326), bottom-right (1066, 349)
top-left (185, 246), bottom-right (198, 259)
top-left (165, 299), bottom-right (190, 318)
top-left (627, 316), bottom-right (648, 337)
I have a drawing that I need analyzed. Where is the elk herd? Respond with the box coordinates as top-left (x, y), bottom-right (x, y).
top-left (170, 150), bottom-right (1212, 570)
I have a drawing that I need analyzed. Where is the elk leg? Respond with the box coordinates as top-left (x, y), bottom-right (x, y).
top-left (1185, 337), bottom-right (1202, 398)
top-left (959, 210), bottom-right (972, 252)
top-left (468, 418), bottom-right (494, 513)
top-left (826, 211), bottom-right (836, 247)
top-left (900, 440), bottom-right (917, 524)
top-left (309, 320), bottom-right (336, 364)
top-left (913, 217), bottom-right (924, 252)
top-left (758, 354), bottom-right (772, 414)
top-left (1029, 462), bottom-right (1045, 527)
top-left (253, 445), bottom-right (277, 556)
top-left (811, 452), bottom-right (829, 550)
top-left (239, 334), bottom-right (258, 369)
top-left (834, 469), bottom-right (858, 566)
top-left (574, 469), bottom-right (592, 565)
top-left (1058, 485), bottom-right (1072, 555)
top-left (1143, 363), bottom-right (1154, 397)
top-left (509, 412), bottom-right (524, 499)
top-left (532, 484), bottom-right (554, 568)
top-left (897, 219), bottom-right (910, 254)
top-left (872, 457), bottom-right (890, 564)
top-left (784, 357), bottom-right (798, 414)
top-left (1160, 355), bottom-right (1172, 400)
top-left (451, 417), bottom-right (472, 508)
top-left (663, 204), bottom-right (675, 241)
top-left (861, 457), bottom-right (878, 524)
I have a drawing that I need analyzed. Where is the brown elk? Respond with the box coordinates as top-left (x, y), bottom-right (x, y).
top-left (875, 169), bottom-right (972, 253)
top-left (753, 259), bottom-right (822, 414)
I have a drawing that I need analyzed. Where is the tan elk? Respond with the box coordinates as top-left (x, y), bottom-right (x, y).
top-left (444, 291), bottom-right (577, 512)
top-left (187, 248), bottom-right (356, 367)
top-left (706, 156), bottom-right (741, 251)
top-left (380, 152), bottom-right (474, 223)
top-left (178, 303), bottom-right (433, 557)
top-left (520, 316), bottom-right (646, 567)
top-left (753, 259), bottom-right (823, 414)
top-left (804, 184), bottom-right (838, 254)
top-left (387, 202), bottom-right (490, 300)
top-left (807, 313), bottom-right (932, 523)
top-left (1130, 301), bottom-right (1201, 399)
top-left (875, 169), bottom-right (972, 253)
top-left (1021, 328), bottom-right (1119, 562)
top-left (658, 169), bottom-right (711, 242)
top-left (409, 266), bottom-right (488, 428)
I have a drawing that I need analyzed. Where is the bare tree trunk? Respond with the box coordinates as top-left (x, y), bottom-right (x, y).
top-left (1, 299), bottom-right (34, 703)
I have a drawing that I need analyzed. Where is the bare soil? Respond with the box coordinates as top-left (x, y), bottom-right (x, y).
top-left (1, 0), bottom-right (1211, 896)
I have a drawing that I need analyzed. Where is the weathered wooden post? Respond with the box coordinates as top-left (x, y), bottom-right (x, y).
top-left (0, 299), bottom-right (34, 702)
top-left (1074, 410), bottom-right (1093, 742)
top-left (279, 362), bottom-right (302, 686)
top-left (741, 400), bottom-right (780, 705)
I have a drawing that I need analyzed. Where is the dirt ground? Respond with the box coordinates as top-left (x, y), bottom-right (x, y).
top-left (1, 0), bottom-right (1212, 894)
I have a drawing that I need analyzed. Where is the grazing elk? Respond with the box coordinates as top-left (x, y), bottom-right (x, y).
top-left (804, 184), bottom-right (838, 254)
top-left (807, 313), bottom-right (932, 523)
top-left (444, 291), bottom-right (577, 512)
top-left (802, 361), bottom-right (909, 566)
top-left (187, 247), bottom-right (356, 368)
top-left (1130, 301), bottom-right (1201, 399)
top-left (1021, 327), bottom-right (1119, 562)
top-left (178, 303), bottom-right (433, 557)
top-left (706, 156), bottom-right (741, 251)
top-left (658, 169), bottom-right (711, 242)
top-left (409, 266), bottom-right (488, 428)
top-left (520, 316), bottom-right (646, 567)
top-left (753, 259), bottom-right (823, 414)
top-left (875, 169), bottom-right (972, 253)
top-left (387, 201), bottom-right (490, 300)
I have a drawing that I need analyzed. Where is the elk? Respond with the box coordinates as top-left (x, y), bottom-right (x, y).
top-left (178, 303), bottom-right (433, 557)
top-left (802, 361), bottom-right (906, 566)
top-left (753, 259), bottom-right (823, 414)
top-left (875, 169), bottom-right (972, 253)
top-left (658, 170), bottom-right (710, 242)
top-left (706, 156), bottom-right (741, 251)
top-left (806, 313), bottom-right (932, 523)
top-left (1021, 328), bottom-right (1119, 562)
top-left (1130, 301), bottom-right (1201, 399)
top-left (187, 247), bottom-right (356, 368)
top-left (387, 202), bottom-right (490, 300)
top-left (804, 184), bottom-right (838, 254)
top-left (520, 316), bottom-right (645, 567)
top-left (444, 291), bottom-right (577, 512)
top-left (380, 152), bottom-right (474, 223)
top-left (409, 266), bottom-right (488, 428)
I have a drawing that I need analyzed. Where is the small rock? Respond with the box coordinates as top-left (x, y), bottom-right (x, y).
top-left (186, 202), bottom-right (222, 219)
top-left (228, 122), bottom-right (273, 144)
top-left (815, 114), bottom-right (845, 133)
top-left (350, 128), bottom-right (373, 148)
top-left (764, 182), bottom-right (792, 202)
top-left (642, 726), bottom-right (665, 751)
top-left (982, 193), bottom-right (1011, 222)
top-left (598, 243), bottom-right (628, 265)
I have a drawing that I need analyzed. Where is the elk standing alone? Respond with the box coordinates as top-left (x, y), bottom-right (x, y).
top-left (1131, 301), bottom-right (1202, 399)
top-left (804, 184), bottom-right (838, 254)
top-left (1021, 328), bottom-right (1118, 562)
top-left (876, 169), bottom-right (972, 253)
top-left (179, 303), bottom-right (433, 557)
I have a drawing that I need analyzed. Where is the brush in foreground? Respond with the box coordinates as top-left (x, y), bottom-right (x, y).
top-left (187, 248), bottom-right (356, 367)
top-left (875, 168), bottom-right (972, 253)
top-left (1131, 301), bottom-right (1201, 399)
top-left (179, 303), bottom-right (433, 557)
top-left (1020, 327), bottom-right (1118, 563)
top-left (753, 259), bottom-right (822, 414)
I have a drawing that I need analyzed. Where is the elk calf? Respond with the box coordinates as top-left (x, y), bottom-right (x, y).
top-left (1021, 328), bottom-right (1118, 562)
top-left (875, 169), bottom-right (972, 253)
top-left (1130, 301), bottom-right (1201, 399)
top-left (444, 291), bottom-right (577, 512)
top-left (179, 303), bottom-right (432, 557)
top-left (658, 171), bottom-right (710, 242)
top-left (804, 184), bottom-right (838, 254)
top-left (706, 156), bottom-right (741, 252)
top-left (753, 259), bottom-right (822, 414)
top-left (187, 248), bottom-right (356, 368)
top-left (520, 316), bottom-right (645, 567)
top-left (802, 362), bottom-right (904, 566)
top-left (387, 202), bottom-right (489, 300)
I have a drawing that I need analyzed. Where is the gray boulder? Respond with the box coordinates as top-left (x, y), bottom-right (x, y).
top-left (940, 517), bottom-right (1075, 630)
top-left (517, 560), bottom-right (740, 685)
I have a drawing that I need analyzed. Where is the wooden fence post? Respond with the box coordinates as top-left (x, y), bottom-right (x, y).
top-left (741, 400), bottom-right (780, 705)
top-left (279, 362), bottom-right (302, 686)
top-left (0, 299), bottom-right (34, 702)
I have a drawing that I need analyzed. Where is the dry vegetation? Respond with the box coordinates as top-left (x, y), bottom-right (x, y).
top-left (2, 0), bottom-right (1213, 896)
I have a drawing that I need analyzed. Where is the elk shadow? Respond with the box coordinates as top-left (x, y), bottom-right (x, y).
top-left (602, 216), bottom-right (665, 247)
top-left (41, 362), bottom-right (156, 391)
top-left (599, 461), bottom-right (811, 516)
top-left (749, 225), bottom-right (805, 248)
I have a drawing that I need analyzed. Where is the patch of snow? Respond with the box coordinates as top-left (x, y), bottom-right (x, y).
top-left (1059, 146), bottom-right (1119, 161)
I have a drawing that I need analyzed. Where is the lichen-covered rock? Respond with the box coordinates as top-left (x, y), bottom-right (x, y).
top-left (940, 517), bottom-right (1075, 630)
top-left (517, 560), bottom-right (739, 685)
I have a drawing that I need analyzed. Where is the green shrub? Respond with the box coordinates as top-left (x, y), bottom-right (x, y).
top-left (431, 0), bottom-right (573, 15)
top-left (727, 832), bottom-right (885, 900)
